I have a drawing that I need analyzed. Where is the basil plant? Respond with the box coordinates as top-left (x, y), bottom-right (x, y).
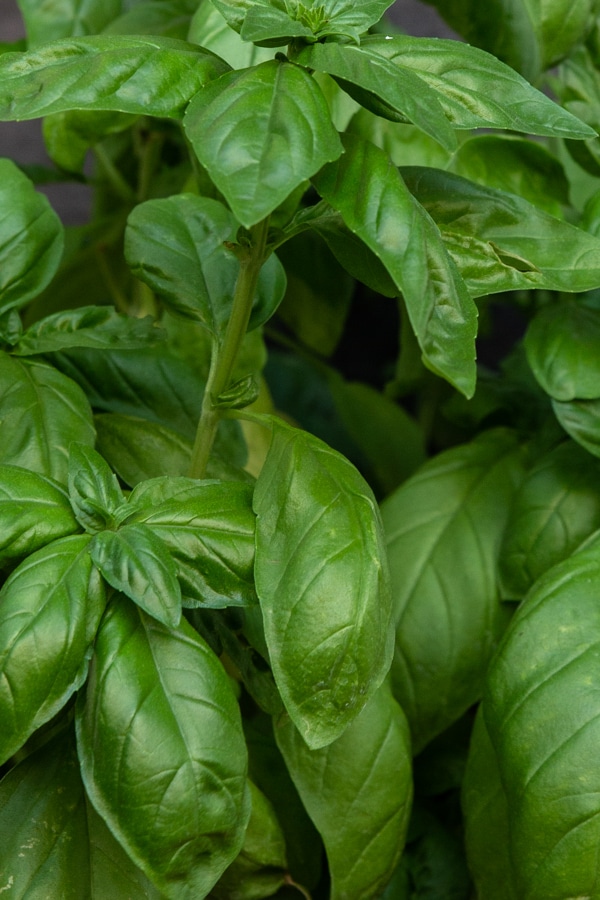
top-left (2, 0), bottom-right (600, 897)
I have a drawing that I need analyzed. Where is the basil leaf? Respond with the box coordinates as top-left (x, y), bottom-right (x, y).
top-left (0, 354), bottom-right (95, 484)
top-left (485, 536), bottom-right (600, 898)
top-left (43, 108), bottom-right (137, 173)
top-left (0, 534), bottom-right (105, 764)
top-left (291, 41), bottom-right (458, 152)
top-left (16, 0), bottom-right (121, 45)
top-left (276, 682), bottom-right (413, 900)
top-left (313, 134), bottom-right (477, 397)
top-left (76, 599), bottom-right (251, 898)
top-left (95, 412), bottom-right (193, 485)
top-left (91, 525), bottom-right (182, 627)
top-left (68, 443), bottom-right (125, 534)
top-left (189, 0), bottom-right (276, 69)
top-left (381, 428), bottom-right (525, 752)
top-left (125, 194), bottom-right (286, 333)
top-left (14, 307), bottom-right (164, 356)
top-left (0, 464), bottom-right (79, 563)
top-left (403, 166), bottom-right (600, 297)
top-left (184, 60), bottom-right (343, 228)
top-left (123, 481), bottom-right (257, 609)
top-left (253, 417), bottom-right (393, 749)
top-left (500, 440), bottom-right (600, 599)
top-left (552, 397), bottom-right (600, 458)
top-left (103, 0), bottom-right (197, 39)
top-left (0, 159), bottom-right (64, 317)
top-left (0, 36), bottom-right (230, 121)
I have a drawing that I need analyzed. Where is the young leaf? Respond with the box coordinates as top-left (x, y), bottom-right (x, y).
top-left (0, 36), bottom-right (230, 121)
top-left (68, 443), bottom-right (125, 533)
top-left (184, 60), bottom-right (343, 228)
top-left (125, 194), bottom-right (286, 333)
top-left (76, 599), bottom-right (251, 899)
top-left (275, 682), bottom-right (413, 900)
top-left (381, 428), bottom-right (525, 752)
top-left (13, 307), bottom-right (165, 356)
top-left (500, 440), bottom-right (600, 599)
top-left (403, 167), bottom-right (600, 298)
top-left (485, 536), bottom-right (600, 899)
top-left (0, 464), bottom-right (79, 564)
top-left (313, 134), bottom-right (477, 397)
top-left (253, 417), bottom-right (393, 749)
top-left (0, 534), bottom-right (105, 764)
top-left (0, 158), bottom-right (64, 316)
top-left (0, 354), bottom-right (95, 484)
top-left (90, 525), bottom-right (182, 627)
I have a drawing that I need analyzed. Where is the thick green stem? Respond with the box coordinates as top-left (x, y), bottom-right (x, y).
top-left (188, 217), bottom-right (270, 479)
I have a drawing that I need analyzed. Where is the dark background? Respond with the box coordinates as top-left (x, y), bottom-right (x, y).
top-left (0, 1), bottom-right (454, 225)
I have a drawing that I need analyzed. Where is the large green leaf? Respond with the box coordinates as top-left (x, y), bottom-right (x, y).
top-left (500, 440), bottom-right (600, 599)
top-left (95, 412), bottom-right (193, 485)
top-left (403, 166), bottom-right (600, 298)
top-left (76, 599), bottom-right (250, 898)
top-left (552, 395), bottom-right (600, 457)
top-left (485, 536), bottom-right (600, 898)
top-left (125, 194), bottom-right (286, 332)
top-left (357, 34), bottom-right (595, 138)
top-left (13, 307), bottom-right (165, 356)
top-left (0, 159), bottom-right (64, 317)
top-left (68, 442), bottom-right (125, 534)
top-left (0, 354), bottom-right (95, 483)
top-left (123, 481), bottom-right (257, 609)
top-left (16, 0), bottom-right (121, 45)
top-left (290, 41), bottom-right (457, 152)
top-left (0, 534), bottom-right (105, 764)
top-left (0, 464), bottom-right (79, 564)
top-left (0, 36), bottom-right (230, 121)
top-left (103, 0), bottom-right (198, 38)
top-left (313, 134), bottom-right (477, 397)
top-left (184, 60), bottom-right (343, 228)
top-left (276, 682), bottom-right (413, 900)
top-left (525, 297), bottom-right (600, 400)
top-left (381, 429), bottom-right (524, 752)
top-left (253, 417), bottom-right (393, 749)
top-left (189, 1), bottom-right (275, 69)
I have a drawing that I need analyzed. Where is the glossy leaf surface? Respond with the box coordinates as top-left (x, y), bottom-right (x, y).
top-left (95, 412), bottom-right (193, 485)
top-left (313, 134), bottom-right (477, 397)
top-left (485, 537), bottom-right (600, 898)
top-left (0, 354), bottom-right (95, 484)
top-left (0, 464), bottom-right (79, 563)
top-left (0, 535), bottom-right (105, 764)
top-left (125, 194), bottom-right (286, 333)
top-left (14, 307), bottom-right (164, 356)
top-left (381, 429), bottom-right (524, 752)
top-left (0, 159), bottom-right (64, 316)
top-left (68, 442), bottom-right (125, 533)
top-left (0, 36), bottom-right (230, 121)
top-left (403, 167), bottom-right (600, 298)
top-left (16, 0), bottom-right (121, 45)
top-left (276, 682), bottom-right (413, 900)
top-left (77, 600), bottom-right (250, 898)
top-left (500, 440), bottom-right (600, 598)
top-left (552, 397), bottom-right (600, 458)
top-left (253, 417), bottom-right (393, 749)
top-left (184, 60), bottom-right (343, 227)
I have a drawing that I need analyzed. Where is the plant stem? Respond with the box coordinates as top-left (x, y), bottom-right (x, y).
top-left (188, 217), bottom-right (270, 479)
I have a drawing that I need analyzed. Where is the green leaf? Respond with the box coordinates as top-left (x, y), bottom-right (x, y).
top-left (184, 60), bottom-right (343, 228)
top-left (16, 0), bottom-right (121, 45)
top-left (290, 41), bottom-right (457, 152)
top-left (0, 159), bottom-right (64, 316)
top-left (43, 108), bottom-right (137, 173)
top-left (485, 536), bottom-right (600, 898)
top-left (125, 194), bottom-right (286, 333)
top-left (461, 708), bottom-right (517, 900)
top-left (275, 682), bottom-right (413, 900)
top-left (381, 429), bottom-right (524, 752)
top-left (0, 354), bottom-right (95, 484)
top-left (500, 440), bottom-right (600, 599)
top-left (122, 481), bottom-right (257, 609)
top-left (103, 0), bottom-right (198, 39)
top-left (0, 36), bottom-right (230, 121)
top-left (14, 307), bottom-right (164, 356)
top-left (313, 134), bottom-right (477, 397)
top-left (358, 34), bottom-right (595, 139)
top-left (253, 417), bottom-right (393, 749)
top-left (90, 525), bottom-right (182, 627)
top-left (0, 464), bottom-right (79, 564)
top-left (525, 297), bottom-right (600, 401)
top-left (552, 396), bottom-right (600, 458)
top-left (189, 1), bottom-right (276, 68)
top-left (403, 166), bottom-right (600, 298)
top-left (68, 442), bottom-right (125, 534)
top-left (95, 412), bottom-right (193, 486)
top-left (76, 599), bottom-right (251, 898)
top-left (0, 534), bottom-right (105, 764)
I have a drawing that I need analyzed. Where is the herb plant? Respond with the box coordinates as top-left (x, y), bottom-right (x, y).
top-left (3, 0), bottom-right (600, 897)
